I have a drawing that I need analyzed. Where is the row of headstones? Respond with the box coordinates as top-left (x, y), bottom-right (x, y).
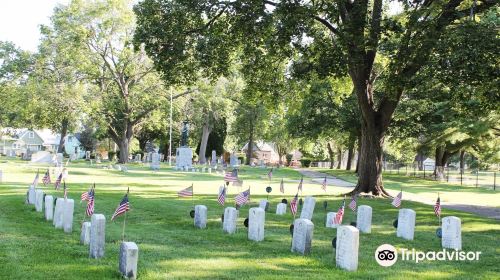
top-left (26, 186), bottom-right (138, 279)
top-left (104, 164), bottom-right (129, 172)
top-left (193, 197), bottom-right (462, 272)
top-left (173, 166), bottom-right (216, 173)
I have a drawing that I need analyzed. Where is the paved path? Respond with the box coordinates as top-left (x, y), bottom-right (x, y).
top-left (297, 168), bottom-right (500, 220)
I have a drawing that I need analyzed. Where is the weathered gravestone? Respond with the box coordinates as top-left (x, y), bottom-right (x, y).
top-left (356, 205), bottom-right (372, 233)
top-left (248, 207), bottom-right (265, 242)
top-left (300, 196), bottom-right (316, 220)
top-left (35, 189), bottom-right (44, 212)
top-left (442, 216), bottom-right (461, 250)
top-left (211, 150), bottom-right (217, 166)
top-left (63, 199), bottom-right (75, 233)
top-left (397, 209), bottom-right (416, 240)
top-left (326, 212), bottom-right (339, 228)
top-left (53, 198), bottom-right (64, 229)
top-left (259, 199), bottom-right (269, 211)
top-left (335, 225), bottom-right (359, 271)
top-left (230, 153), bottom-right (238, 167)
top-left (90, 214), bottom-right (106, 258)
top-left (44, 195), bottom-right (54, 221)
top-left (119, 242), bottom-right (139, 279)
top-left (28, 185), bottom-right (36, 204)
top-left (150, 152), bottom-right (160, 170)
top-left (194, 205), bottom-right (207, 229)
top-left (291, 218), bottom-right (314, 255)
top-left (81, 221), bottom-right (91, 245)
top-left (85, 151), bottom-right (91, 160)
top-left (276, 203), bottom-right (287, 215)
top-left (223, 207), bottom-right (238, 234)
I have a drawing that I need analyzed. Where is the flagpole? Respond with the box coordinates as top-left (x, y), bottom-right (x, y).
top-left (191, 183), bottom-right (194, 208)
top-left (438, 192), bottom-right (441, 227)
top-left (122, 210), bottom-right (127, 241)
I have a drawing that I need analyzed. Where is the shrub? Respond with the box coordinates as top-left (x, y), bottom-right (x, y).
top-left (300, 158), bottom-right (312, 168)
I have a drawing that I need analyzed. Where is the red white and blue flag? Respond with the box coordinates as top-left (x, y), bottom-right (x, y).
top-left (86, 188), bottom-right (95, 216)
top-left (434, 195), bottom-right (441, 217)
top-left (348, 195), bottom-right (357, 212)
top-left (334, 199), bottom-right (345, 225)
top-left (42, 169), bottom-right (51, 185)
top-left (290, 193), bottom-right (298, 216)
top-left (54, 173), bottom-right (62, 190)
top-left (235, 188), bottom-right (250, 206)
top-left (217, 186), bottom-right (226, 206)
top-left (392, 191), bottom-right (402, 208)
top-left (111, 189), bottom-right (130, 221)
top-left (224, 169), bottom-right (238, 182)
top-left (81, 187), bottom-right (91, 201)
top-left (178, 185), bottom-right (193, 197)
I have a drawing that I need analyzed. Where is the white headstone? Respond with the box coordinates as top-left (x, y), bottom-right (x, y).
top-left (248, 207), bottom-right (265, 242)
top-left (194, 205), bottom-right (207, 229)
top-left (176, 147), bottom-right (193, 169)
top-left (90, 214), bottom-right (106, 258)
top-left (28, 185), bottom-right (36, 204)
top-left (336, 225), bottom-right (359, 271)
top-left (53, 198), bottom-right (64, 229)
top-left (150, 152), bottom-right (160, 170)
top-left (356, 205), bottom-right (372, 233)
top-left (35, 189), bottom-right (44, 212)
top-left (276, 203), bottom-right (287, 215)
top-left (208, 168), bottom-right (212, 173)
top-left (291, 218), bottom-right (314, 255)
top-left (211, 150), bottom-right (217, 166)
top-left (223, 207), bottom-right (238, 234)
top-left (119, 242), bottom-right (139, 279)
top-left (259, 199), bottom-right (269, 211)
top-left (300, 196), bottom-right (316, 220)
top-left (397, 208), bottom-right (416, 240)
top-left (80, 221), bottom-right (91, 245)
top-left (442, 216), bottom-right (461, 250)
top-left (85, 151), bottom-right (91, 160)
top-left (326, 212), bottom-right (339, 228)
top-left (44, 195), bottom-right (54, 220)
top-left (63, 199), bottom-right (75, 233)
top-left (230, 153), bottom-right (238, 167)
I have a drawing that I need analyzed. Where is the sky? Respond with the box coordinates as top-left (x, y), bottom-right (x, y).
top-left (0, 0), bottom-right (69, 52)
top-left (0, 0), bottom-right (402, 53)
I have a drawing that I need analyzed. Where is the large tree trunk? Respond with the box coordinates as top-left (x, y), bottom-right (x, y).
top-left (434, 146), bottom-right (446, 180)
top-left (327, 142), bottom-right (335, 169)
top-left (346, 140), bottom-right (355, 171)
top-left (355, 134), bottom-right (361, 174)
top-left (57, 118), bottom-right (69, 154)
top-left (198, 124), bottom-right (211, 164)
top-left (245, 119), bottom-right (254, 165)
top-left (336, 147), bottom-right (342, 169)
top-left (118, 138), bottom-right (130, 164)
top-left (459, 150), bottom-right (465, 174)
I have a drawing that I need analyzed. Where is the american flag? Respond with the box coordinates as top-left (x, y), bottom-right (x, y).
top-left (290, 193), bottom-right (298, 216)
top-left (348, 195), bottom-right (357, 212)
top-left (267, 168), bottom-right (273, 181)
top-left (321, 176), bottom-right (327, 191)
top-left (178, 185), bottom-right (193, 197)
top-left (81, 187), bottom-right (91, 201)
top-left (334, 199), bottom-right (345, 225)
top-left (235, 188), bottom-right (250, 206)
top-left (217, 186), bottom-right (226, 206)
top-left (42, 169), bottom-right (51, 185)
top-left (224, 169), bottom-right (238, 182)
top-left (42, 169), bottom-right (50, 185)
top-left (54, 173), bottom-right (62, 190)
top-left (111, 189), bottom-right (130, 221)
top-left (86, 188), bottom-right (95, 216)
top-left (63, 181), bottom-right (68, 199)
top-left (392, 191), bottom-right (402, 208)
top-left (32, 172), bottom-right (39, 188)
top-left (434, 196), bottom-right (441, 217)
top-left (279, 178), bottom-right (284, 193)
top-left (298, 176), bottom-right (303, 192)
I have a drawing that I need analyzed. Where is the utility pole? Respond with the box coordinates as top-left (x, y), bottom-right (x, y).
top-left (169, 87), bottom-right (173, 166)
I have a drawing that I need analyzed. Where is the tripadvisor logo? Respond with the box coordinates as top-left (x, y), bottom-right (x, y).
top-left (375, 244), bottom-right (482, 267)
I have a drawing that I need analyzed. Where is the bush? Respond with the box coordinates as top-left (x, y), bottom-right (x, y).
top-left (108, 151), bottom-right (116, 161)
top-left (300, 158), bottom-right (312, 168)
top-left (238, 156), bottom-right (245, 163)
top-left (285, 154), bottom-right (293, 166)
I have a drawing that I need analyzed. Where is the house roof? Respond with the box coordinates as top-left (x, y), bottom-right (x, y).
top-left (4, 128), bottom-right (80, 146)
top-left (241, 141), bottom-right (276, 153)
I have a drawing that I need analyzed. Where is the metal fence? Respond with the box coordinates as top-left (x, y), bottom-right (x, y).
top-left (383, 162), bottom-right (498, 190)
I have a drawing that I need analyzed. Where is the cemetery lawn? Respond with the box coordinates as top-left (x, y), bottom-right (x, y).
top-left (0, 160), bottom-right (499, 279)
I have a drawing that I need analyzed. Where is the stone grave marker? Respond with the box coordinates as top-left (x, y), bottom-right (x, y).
top-left (248, 207), bottom-right (265, 242)
top-left (63, 199), bottom-right (75, 233)
top-left (442, 216), bottom-right (461, 250)
top-left (53, 198), bottom-right (64, 229)
top-left (356, 205), bottom-right (372, 233)
top-left (335, 225), bottom-right (359, 271)
top-left (276, 203), bottom-right (286, 215)
top-left (119, 242), bottom-right (139, 279)
top-left (35, 189), bottom-right (44, 212)
top-left (300, 196), bottom-right (316, 220)
top-left (28, 185), bottom-right (36, 204)
top-left (291, 218), bottom-right (314, 255)
top-left (44, 195), bottom-right (54, 220)
top-left (326, 212), bottom-right (339, 228)
top-left (397, 208), bottom-right (416, 240)
top-left (223, 207), bottom-right (238, 234)
top-left (194, 205), bottom-right (207, 229)
top-left (259, 199), bottom-right (269, 211)
top-left (90, 214), bottom-right (106, 258)
top-left (81, 222), bottom-right (91, 245)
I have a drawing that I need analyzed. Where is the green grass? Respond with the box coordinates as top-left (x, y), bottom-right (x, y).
top-left (0, 160), bottom-right (499, 279)
top-left (316, 168), bottom-right (500, 208)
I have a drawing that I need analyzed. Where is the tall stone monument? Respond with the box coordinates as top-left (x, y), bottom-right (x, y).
top-left (176, 121), bottom-right (193, 169)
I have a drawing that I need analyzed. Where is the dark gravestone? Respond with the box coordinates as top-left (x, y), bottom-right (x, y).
top-left (281, 198), bottom-right (288, 204)
top-left (332, 237), bottom-right (337, 249)
top-left (393, 219), bottom-right (398, 228)
top-left (244, 218), bottom-right (249, 228)
top-left (289, 224), bottom-right (294, 235)
top-left (190, 210), bottom-right (195, 218)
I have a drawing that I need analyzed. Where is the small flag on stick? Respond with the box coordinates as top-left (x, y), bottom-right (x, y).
top-left (178, 185), bottom-right (193, 197)
top-left (348, 195), bottom-right (357, 212)
top-left (224, 169), bottom-right (239, 182)
top-left (54, 173), bottom-right (62, 190)
top-left (32, 172), bottom-right (39, 188)
top-left (63, 181), bottom-right (68, 199)
top-left (334, 198), bottom-right (345, 225)
top-left (321, 176), bottom-right (327, 191)
top-left (111, 189), bottom-right (130, 221)
top-left (42, 169), bottom-right (51, 185)
top-left (290, 193), bottom-right (298, 216)
top-left (297, 176), bottom-right (303, 192)
top-left (217, 186), bottom-right (226, 206)
top-left (86, 187), bottom-right (95, 216)
top-left (267, 168), bottom-right (273, 181)
top-left (235, 188), bottom-right (250, 206)
top-left (434, 195), bottom-right (441, 217)
top-left (392, 191), bottom-right (402, 208)
top-left (279, 178), bottom-right (284, 194)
